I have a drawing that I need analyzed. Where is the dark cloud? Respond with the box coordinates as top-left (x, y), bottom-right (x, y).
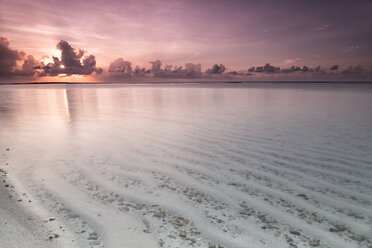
top-left (281, 65), bottom-right (315, 73)
top-left (36, 40), bottom-right (103, 76)
top-left (148, 60), bottom-right (202, 78)
top-left (19, 55), bottom-right (41, 76)
top-left (2, 35), bottom-right (370, 81)
top-left (105, 59), bottom-right (369, 81)
top-left (108, 58), bottom-right (132, 74)
top-left (133, 65), bottom-right (148, 77)
top-left (0, 37), bottom-right (22, 76)
top-left (107, 58), bottom-right (133, 78)
top-left (149, 59), bottom-right (162, 77)
top-left (226, 70), bottom-right (252, 76)
top-left (184, 63), bottom-right (202, 77)
top-left (206, 64), bottom-right (226, 74)
top-left (254, 63), bottom-right (280, 73)
top-left (245, 63), bottom-right (333, 75)
top-left (0, 36), bottom-right (42, 77)
top-left (241, 63), bottom-right (372, 80)
top-left (149, 59), bottom-right (162, 72)
top-left (342, 65), bottom-right (365, 75)
top-left (58, 40), bottom-right (84, 68)
top-left (107, 58), bottom-right (203, 78)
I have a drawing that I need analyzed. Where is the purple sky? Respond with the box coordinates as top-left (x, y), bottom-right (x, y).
top-left (1, 0), bottom-right (372, 81)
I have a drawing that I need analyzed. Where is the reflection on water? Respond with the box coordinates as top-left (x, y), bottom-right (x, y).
top-left (2, 83), bottom-right (372, 149)
top-left (1, 83), bottom-right (372, 248)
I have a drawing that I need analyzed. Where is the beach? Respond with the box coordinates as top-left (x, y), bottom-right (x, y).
top-left (0, 161), bottom-right (60, 248)
top-left (0, 83), bottom-right (372, 248)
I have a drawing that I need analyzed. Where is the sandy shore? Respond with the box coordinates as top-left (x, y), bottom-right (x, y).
top-left (0, 156), bottom-right (74, 248)
top-left (0, 173), bottom-right (61, 248)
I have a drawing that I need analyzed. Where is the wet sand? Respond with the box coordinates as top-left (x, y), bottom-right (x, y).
top-left (0, 173), bottom-right (61, 248)
top-left (0, 150), bottom-right (78, 248)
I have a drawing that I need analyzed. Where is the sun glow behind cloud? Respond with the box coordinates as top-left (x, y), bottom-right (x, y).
top-left (41, 49), bottom-right (61, 64)
top-left (34, 74), bottom-right (97, 83)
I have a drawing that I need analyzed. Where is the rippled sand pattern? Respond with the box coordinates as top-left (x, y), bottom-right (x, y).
top-left (1, 83), bottom-right (372, 248)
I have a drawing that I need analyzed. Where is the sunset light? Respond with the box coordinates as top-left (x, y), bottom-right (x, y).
top-left (1, 1), bottom-right (372, 248)
top-left (1, 0), bottom-right (371, 82)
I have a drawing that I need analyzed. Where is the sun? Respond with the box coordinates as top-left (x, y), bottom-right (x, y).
top-left (41, 49), bottom-right (61, 64)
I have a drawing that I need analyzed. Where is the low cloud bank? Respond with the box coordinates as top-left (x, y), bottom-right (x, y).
top-left (0, 37), bottom-right (40, 76)
top-left (0, 37), bottom-right (102, 78)
top-left (105, 59), bottom-right (371, 81)
top-left (1, 36), bottom-right (371, 81)
top-left (229, 63), bottom-right (370, 78)
top-left (206, 64), bottom-right (226, 74)
top-left (34, 40), bottom-right (102, 76)
top-left (108, 58), bottom-right (204, 79)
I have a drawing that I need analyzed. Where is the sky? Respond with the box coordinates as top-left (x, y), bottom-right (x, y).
top-left (0, 0), bottom-right (372, 82)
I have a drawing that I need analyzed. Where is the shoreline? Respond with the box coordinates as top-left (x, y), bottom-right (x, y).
top-left (0, 149), bottom-right (77, 248)
top-left (0, 80), bottom-right (372, 85)
top-left (0, 169), bottom-right (61, 248)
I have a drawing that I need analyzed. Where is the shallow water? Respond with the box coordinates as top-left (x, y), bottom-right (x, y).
top-left (1, 83), bottom-right (372, 248)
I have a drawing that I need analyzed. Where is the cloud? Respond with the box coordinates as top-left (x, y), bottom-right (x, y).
top-left (148, 60), bottom-right (202, 78)
top-left (108, 58), bottom-right (132, 73)
top-left (0, 37), bottom-right (22, 76)
top-left (0, 36), bottom-right (43, 77)
top-left (107, 58), bottom-right (203, 79)
top-left (348, 45), bottom-right (365, 50)
top-left (58, 40), bottom-right (84, 68)
top-left (241, 63), bottom-right (372, 81)
top-left (251, 63), bottom-right (280, 73)
top-left (314, 24), bottom-right (330, 31)
top-left (184, 63), bottom-right (202, 77)
top-left (105, 59), bottom-right (371, 81)
top-left (281, 65), bottom-right (313, 73)
top-left (36, 40), bottom-right (103, 76)
top-left (149, 59), bottom-right (162, 77)
top-left (107, 58), bottom-right (135, 78)
top-left (342, 65), bottom-right (365, 75)
top-left (19, 55), bottom-right (41, 76)
top-left (104, 58), bottom-right (203, 78)
top-left (149, 59), bottom-right (162, 72)
top-left (206, 64), bottom-right (226, 74)
top-left (283, 58), bottom-right (300, 65)
top-left (245, 63), bottom-right (334, 75)
top-left (2, 35), bottom-right (371, 81)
